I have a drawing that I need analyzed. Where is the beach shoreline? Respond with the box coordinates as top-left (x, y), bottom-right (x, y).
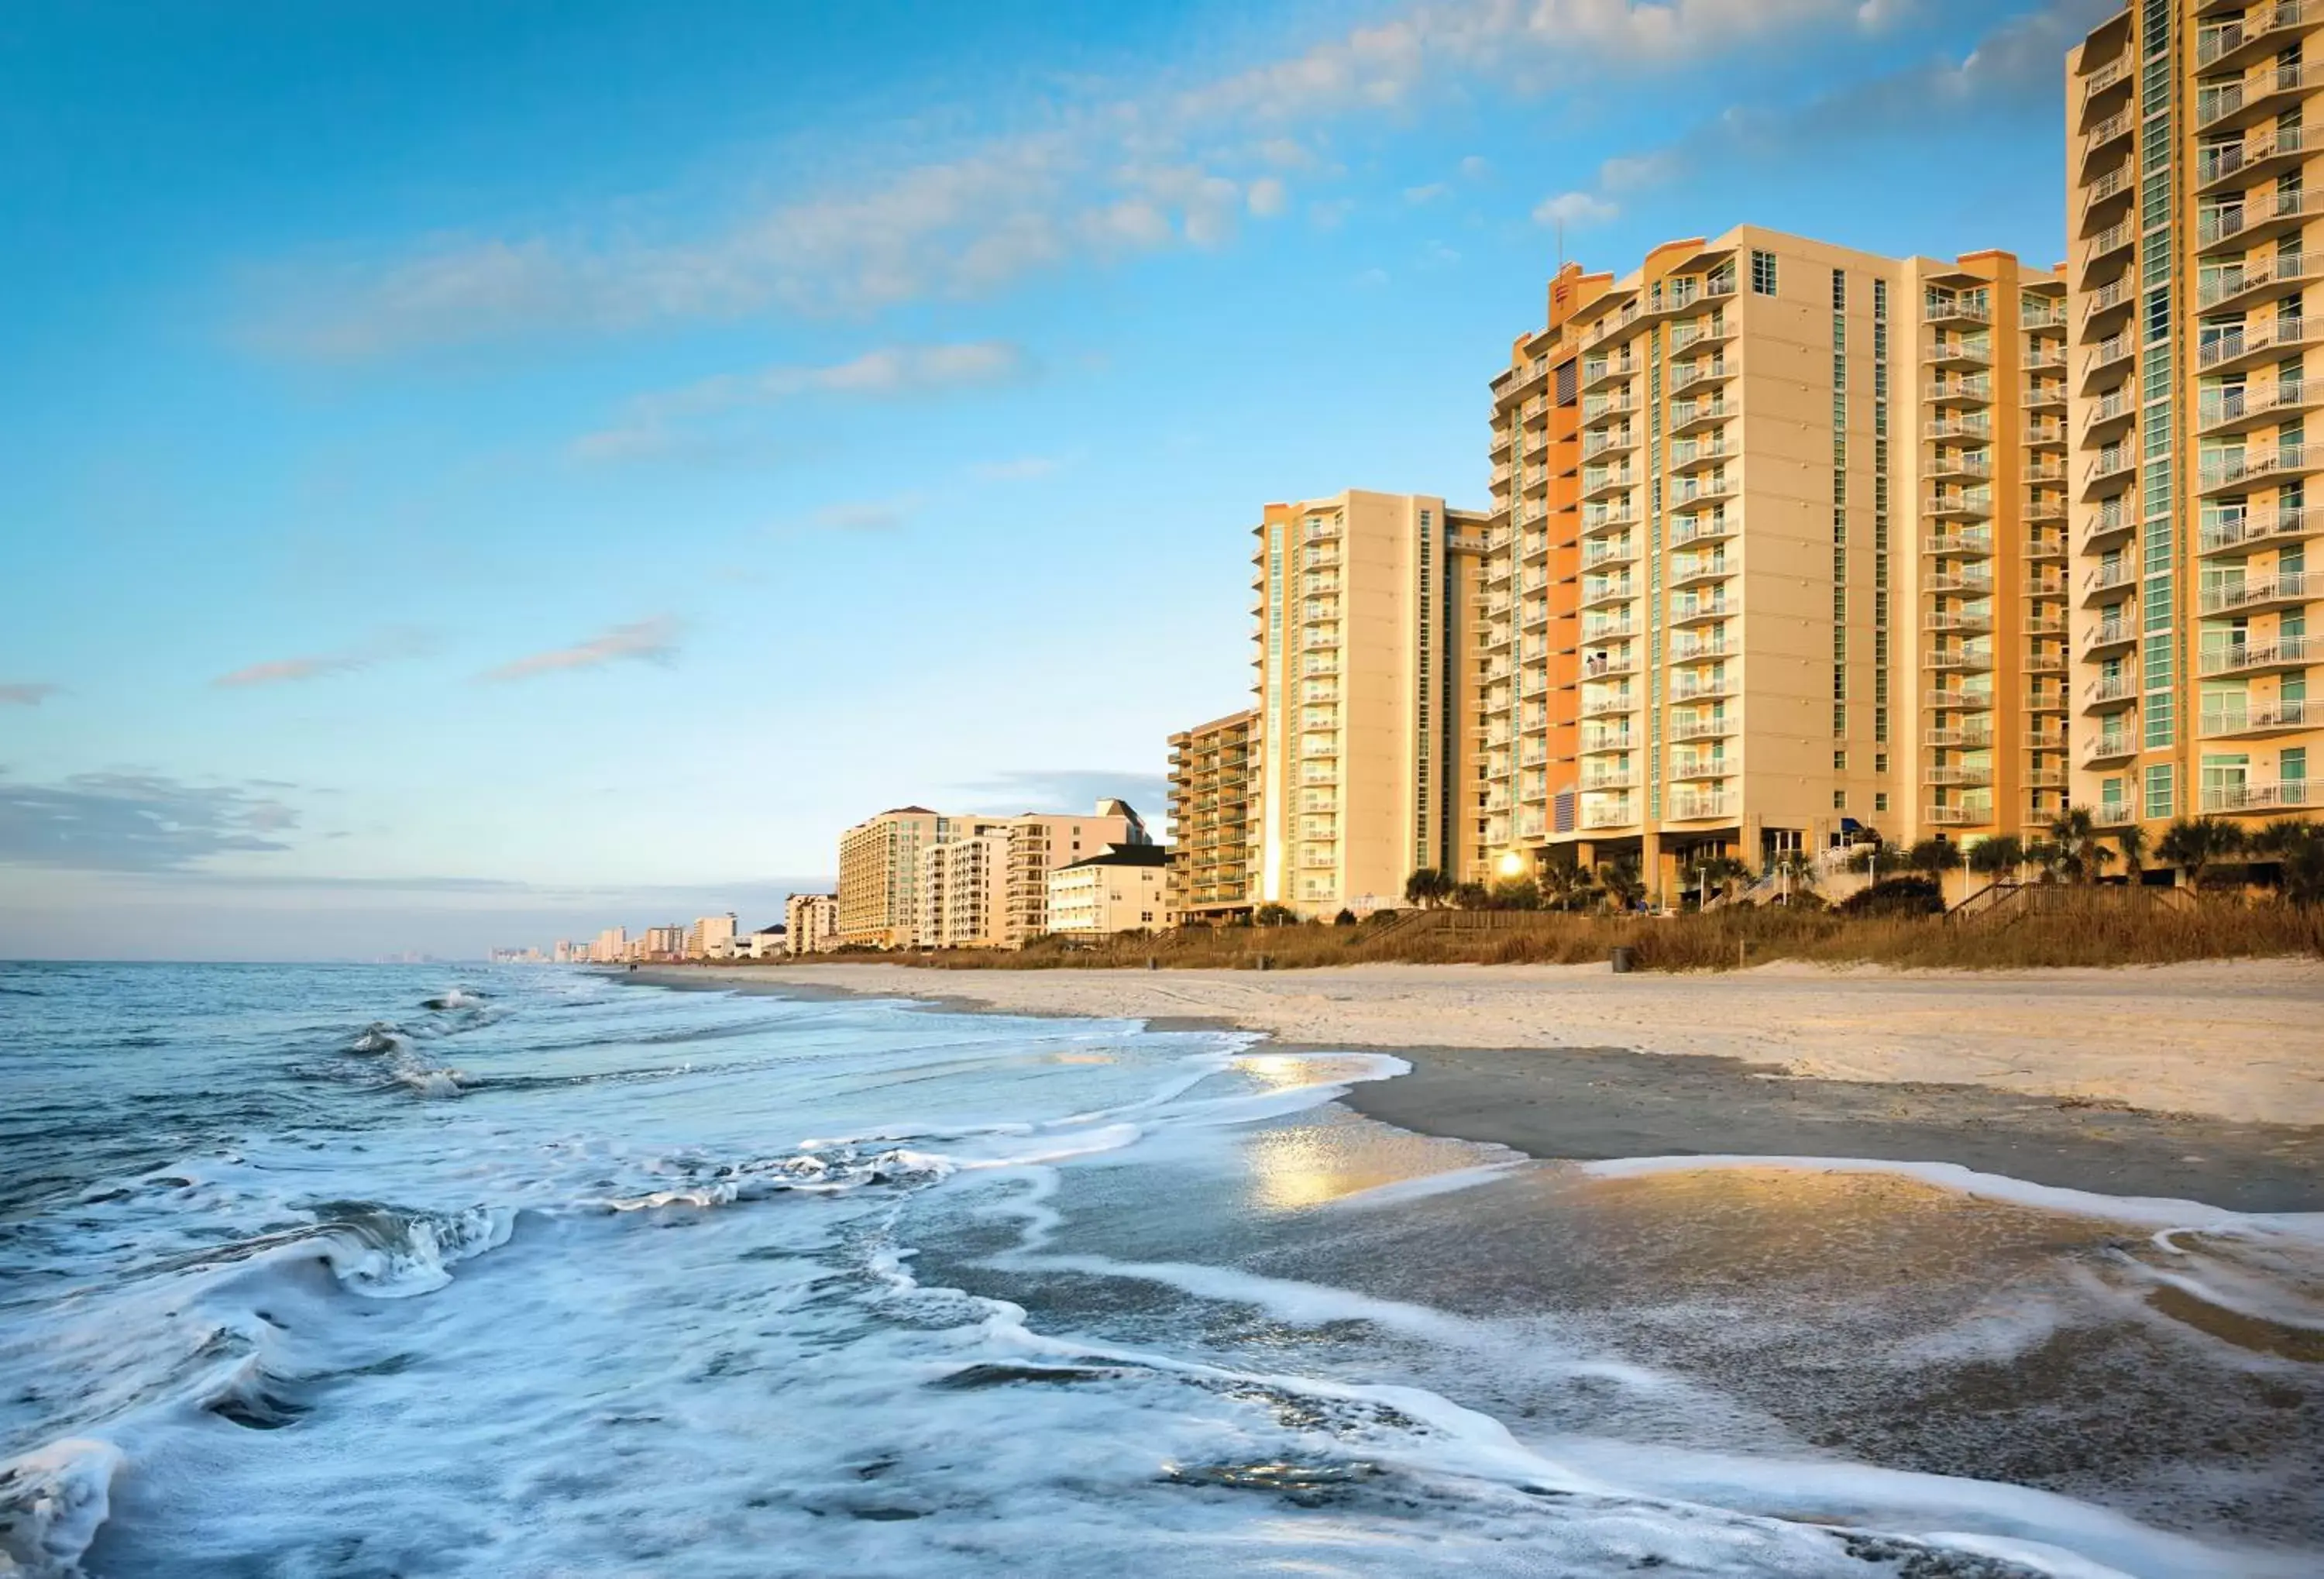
top-left (624, 960), bottom-right (2324, 1215)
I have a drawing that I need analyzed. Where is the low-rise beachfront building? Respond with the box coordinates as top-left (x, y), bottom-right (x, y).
top-left (784, 893), bottom-right (840, 955)
top-left (1167, 709), bottom-right (1258, 924)
top-left (1250, 490), bottom-right (1485, 919)
top-left (744, 926), bottom-right (786, 959)
top-left (1047, 844), bottom-right (1171, 937)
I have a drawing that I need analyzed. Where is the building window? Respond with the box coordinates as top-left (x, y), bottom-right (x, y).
top-left (2144, 764), bottom-right (2175, 820)
top-left (1832, 791), bottom-right (1847, 810)
top-left (1834, 752), bottom-right (1848, 771)
top-left (1831, 269), bottom-right (1846, 310)
top-left (1751, 250), bottom-right (1778, 296)
top-left (1874, 793), bottom-right (1889, 813)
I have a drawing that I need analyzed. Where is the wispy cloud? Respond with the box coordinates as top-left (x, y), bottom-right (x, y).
top-left (0, 769), bottom-right (301, 872)
top-left (969, 456), bottom-right (1059, 482)
top-left (479, 615), bottom-right (682, 683)
top-left (812, 498), bottom-right (913, 532)
top-left (211, 628), bottom-right (438, 690)
top-left (576, 341), bottom-right (1031, 463)
top-left (258, 0), bottom-right (1893, 359)
top-left (0, 683), bottom-right (60, 707)
top-left (1533, 191), bottom-right (1619, 228)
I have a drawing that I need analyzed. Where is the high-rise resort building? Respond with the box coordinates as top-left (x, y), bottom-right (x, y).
top-left (783, 893), bottom-right (840, 955)
top-left (1166, 708), bottom-right (1258, 923)
top-left (836, 807), bottom-right (951, 948)
top-left (1475, 228), bottom-right (2068, 896)
top-left (2068, 2), bottom-right (2323, 831)
top-left (1250, 490), bottom-right (1486, 917)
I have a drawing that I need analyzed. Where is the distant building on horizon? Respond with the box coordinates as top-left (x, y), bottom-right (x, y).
top-left (839, 800), bottom-right (1152, 948)
top-left (785, 893), bottom-right (841, 955)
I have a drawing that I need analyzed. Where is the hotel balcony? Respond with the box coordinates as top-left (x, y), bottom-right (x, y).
top-left (1669, 756), bottom-right (1734, 782)
top-left (1580, 353), bottom-right (1640, 393)
top-left (1923, 296), bottom-right (1992, 326)
top-left (1924, 609), bottom-right (1993, 634)
top-left (2079, 333), bottom-right (2134, 395)
top-left (1582, 768), bottom-right (1638, 792)
top-left (1922, 805), bottom-right (1982, 828)
top-left (2026, 650), bottom-right (2068, 675)
top-left (2196, 251), bottom-right (2324, 317)
top-left (1582, 428), bottom-right (1638, 461)
top-left (1923, 647), bottom-right (1995, 673)
top-left (2024, 456), bottom-right (2067, 483)
top-left (1581, 505), bottom-right (1641, 535)
top-left (2081, 616), bottom-right (2138, 657)
top-left (2202, 698), bottom-right (2316, 738)
top-left (2197, 377), bottom-right (2315, 437)
top-left (1582, 537), bottom-right (1637, 570)
top-left (2027, 765), bottom-right (2068, 791)
top-left (2200, 504), bottom-right (2319, 555)
top-left (1669, 553), bottom-right (1733, 589)
top-left (1667, 315), bottom-right (1734, 355)
top-left (1927, 568), bottom-right (1995, 596)
top-left (1669, 714), bottom-right (1734, 743)
top-left (2082, 674), bottom-right (2137, 712)
top-left (1580, 466), bottom-right (1637, 504)
top-left (1923, 690), bottom-right (1992, 714)
top-left (2201, 637), bottom-right (2317, 677)
top-left (2079, 385), bottom-right (2134, 442)
top-left (2024, 531), bottom-right (2068, 563)
top-left (1581, 727), bottom-right (1635, 753)
top-left (2023, 379), bottom-right (2066, 411)
top-left (1669, 675), bottom-right (1735, 703)
top-left (1580, 578), bottom-right (1636, 611)
top-left (2196, 315), bottom-right (2324, 376)
top-left (2193, 61), bottom-right (2324, 137)
top-left (1925, 449), bottom-right (1992, 483)
top-left (1583, 614), bottom-right (1637, 642)
top-left (1580, 802), bottom-right (1638, 831)
top-left (1670, 476), bottom-right (1737, 509)
top-left (2198, 442), bottom-right (2324, 497)
top-left (2079, 219), bottom-right (2135, 286)
top-left (1669, 436), bottom-right (1730, 472)
top-left (1669, 633), bottom-right (1731, 662)
top-left (1583, 391), bottom-right (1637, 423)
top-left (1923, 724), bottom-right (1995, 749)
top-left (2202, 779), bottom-right (2324, 815)
top-left (2025, 689), bottom-right (2070, 714)
top-left (2026, 491), bottom-right (2067, 524)
top-left (2023, 297), bottom-right (2068, 330)
top-left (2079, 560), bottom-right (2136, 613)
top-left (1923, 528), bottom-right (1996, 556)
top-left (2202, 570), bottom-right (2321, 616)
top-left (1580, 691), bottom-right (1637, 719)
top-left (1668, 358), bottom-right (1734, 397)
top-left (1923, 332), bottom-right (1992, 369)
top-left (2195, 2), bottom-right (2324, 77)
top-left (2078, 46), bottom-right (2132, 118)
top-left (2199, 124), bottom-right (2319, 202)
top-left (1669, 397), bottom-right (1732, 435)
top-left (2079, 450), bottom-right (2135, 502)
top-left (1669, 513), bottom-right (1736, 549)
top-left (1925, 413), bottom-right (1991, 442)
top-left (1925, 374), bottom-right (1995, 406)
top-left (2080, 276), bottom-right (2134, 333)
top-left (2089, 802), bottom-right (2140, 828)
top-left (1924, 490), bottom-right (1995, 522)
top-left (1923, 765), bottom-right (1994, 789)
top-left (1666, 790), bottom-right (1734, 822)
top-left (2079, 106), bottom-right (2133, 182)
top-left (1669, 594), bottom-right (1732, 626)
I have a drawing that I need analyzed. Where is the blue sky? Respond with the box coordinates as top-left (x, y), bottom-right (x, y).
top-left (0, 0), bottom-right (2111, 958)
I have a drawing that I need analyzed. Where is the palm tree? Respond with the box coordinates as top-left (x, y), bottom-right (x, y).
top-left (2253, 819), bottom-right (2324, 908)
top-left (1403, 867), bottom-right (1452, 909)
top-left (2157, 816), bottom-right (2248, 890)
top-left (1906, 837), bottom-right (1965, 881)
top-left (1966, 833), bottom-right (2025, 894)
top-left (1768, 848), bottom-right (1822, 905)
top-left (1540, 860), bottom-right (1600, 913)
top-left (1686, 854), bottom-right (1752, 908)
top-left (2045, 808), bottom-right (2116, 885)
top-left (1597, 858), bottom-right (1647, 913)
top-left (2113, 822), bottom-right (2148, 884)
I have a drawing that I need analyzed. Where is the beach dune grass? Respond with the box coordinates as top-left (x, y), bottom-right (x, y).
top-left (796, 893), bottom-right (2324, 973)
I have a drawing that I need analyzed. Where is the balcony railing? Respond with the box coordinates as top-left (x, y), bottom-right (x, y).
top-left (2202, 699), bottom-right (2315, 736)
top-left (2197, 378), bottom-right (2310, 432)
top-left (1666, 792), bottom-right (1734, 821)
top-left (2201, 637), bottom-right (2317, 676)
top-left (2202, 779), bottom-right (2323, 814)
top-left (2200, 505), bottom-right (2313, 553)
top-left (2197, 315), bottom-right (2324, 370)
top-left (2201, 570), bottom-right (2320, 614)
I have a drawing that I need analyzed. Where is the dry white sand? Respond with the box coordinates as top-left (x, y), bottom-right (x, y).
top-left (679, 958), bottom-right (2324, 1127)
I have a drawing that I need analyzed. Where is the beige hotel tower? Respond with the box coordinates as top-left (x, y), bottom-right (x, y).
top-left (1248, 490), bottom-right (1486, 916)
top-left (1474, 227), bottom-right (2068, 893)
top-left (2068, 2), bottom-right (2322, 829)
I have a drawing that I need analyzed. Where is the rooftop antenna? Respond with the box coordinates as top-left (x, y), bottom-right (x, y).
top-left (1556, 218), bottom-right (1566, 271)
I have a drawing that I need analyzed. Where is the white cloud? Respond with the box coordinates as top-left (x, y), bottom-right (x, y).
top-left (259, 0), bottom-right (1887, 358)
top-left (1404, 182), bottom-right (1448, 205)
top-left (1533, 191), bottom-right (1618, 228)
top-left (1458, 154), bottom-right (1490, 179)
top-left (479, 616), bottom-right (682, 683)
top-left (576, 341), bottom-right (1030, 463)
top-left (813, 499), bottom-right (913, 532)
top-left (1246, 176), bottom-right (1289, 217)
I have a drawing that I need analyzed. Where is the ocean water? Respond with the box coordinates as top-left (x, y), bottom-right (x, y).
top-left (2, 963), bottom-right (2319, 1579)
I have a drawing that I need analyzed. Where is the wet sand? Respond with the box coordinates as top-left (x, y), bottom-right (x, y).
top-left (629, 965), bottom-right (2324, 1213)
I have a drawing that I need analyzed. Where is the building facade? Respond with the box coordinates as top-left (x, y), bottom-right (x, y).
top-left (1048, 844), bottom-right (1171, 936)
top-left (784, 893), bottom-right (841, 955)
top-left (1473, 228), bottom-right (2068, 896)
top-left (998, 801), bottom-right (1150, 943)
top-left (1250, 490), bottom-right (1483, 917)
top-left (837, 807), bottom-right (950, 948)
top-left (1166, 708), bottom-right (1257, 922)
top-left (2068, 2), bottom-right (2323, 832)
top-left (916, 826), bottom-right (1012, 948)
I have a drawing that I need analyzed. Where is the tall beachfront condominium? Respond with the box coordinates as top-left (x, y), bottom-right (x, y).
top-left (1166, 708), bottom-right (1258, 922)
top-left (783, 892), bottom-right (840, 955)
top-left (1249, 490), bottom-right (1486, 917)
top-left (1472, 227), bottom-right (2068, 894)
top-left (837, 806), bottom-right (954, 948)
top-left (2068, 2), bottom-right (2323, 830)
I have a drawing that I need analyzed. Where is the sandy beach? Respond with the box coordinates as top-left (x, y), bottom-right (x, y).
top-left (636, 959), bottom-right (2324, 1214)
top-left (655, 958), bottom-right (2324, 1126)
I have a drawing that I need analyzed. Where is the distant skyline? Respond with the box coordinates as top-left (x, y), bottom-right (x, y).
top-left (0, 0), bottom-right (2113, 958)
